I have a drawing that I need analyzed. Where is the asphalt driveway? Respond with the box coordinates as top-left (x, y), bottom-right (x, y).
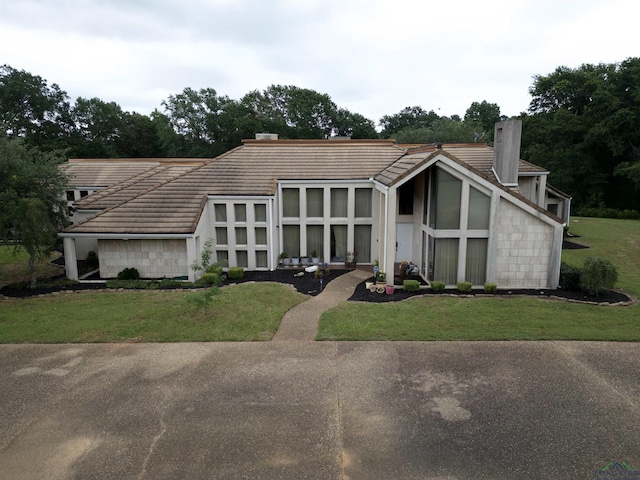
top-left (1, 341), bottom-right (639, 479)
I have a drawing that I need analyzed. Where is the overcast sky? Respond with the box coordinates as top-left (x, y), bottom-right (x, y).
top-left (1, 0), bottom-right (637, 125)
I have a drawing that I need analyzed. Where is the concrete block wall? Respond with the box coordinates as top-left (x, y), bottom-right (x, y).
top-left (494, 200), bottom-right (554, 288)
top-left (98, 239), bottom-right (188, 278)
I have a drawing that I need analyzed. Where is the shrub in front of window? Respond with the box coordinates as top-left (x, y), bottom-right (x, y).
top-left (117, 267), bottom-right (140, 280)
top-left (228, 267), bottom-right (244, 280)
top-left (483, 282), bottom-right (497, 294)
top-left (197, 272), bottom-right (223, 287)
top-left (457, 281), bottom-right (473, 293)
top-left (430, 281), bottom-right (445, 293)
top-left (403, 279), bottom-right (420, 292)
top-left (580, 257), bottom-right (618, 296)
top-left (206, 263), bottom-right (224, 275)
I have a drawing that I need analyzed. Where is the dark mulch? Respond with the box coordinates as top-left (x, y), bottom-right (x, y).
top-left (347, 276), bottom-right (631, 305)
top-left (562, 240), bottom-right (589, 250)
top-left (2, 269), bottom-right (631, 305)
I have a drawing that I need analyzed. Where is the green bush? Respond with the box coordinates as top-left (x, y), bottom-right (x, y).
top-left (206, 264), bottom-right (224, 275)
top-left (574, 207), bottom-right (640, 220)
top-left (483, 282), bottom-right (497, 294)
top-left (197, 272), bottom-right (222, 287)
top-left (403, 279), bottom-right (420, 292)
top-left (431, 281), bottom-right (445, 293)
top-left (85, 250), bottom-right (99, 268)
top-left (117, 267), bottom-right (140, 280)
top-left (106, 279), bottom-right (154, 289)
top-left (559, 262), bottom-right (582, 290)
top-left (158, 278), bottom-right (192, 289)
top-left (228, 267), bottom-right (244, 280)
top-left (580, 257), bottom-right (619, 296)
top-left (457, 281), bottom-right (473, 293)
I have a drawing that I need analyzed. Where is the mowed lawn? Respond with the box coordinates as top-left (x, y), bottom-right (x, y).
top-left (317, 217), bottom-right (640, 341)
top-left (0, 283), bottom-right (306, 343)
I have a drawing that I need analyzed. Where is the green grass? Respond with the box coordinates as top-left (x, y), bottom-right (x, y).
top-left (0, 283), bottom-right (306, 343)
top-left (0, 246), bottom-right (63, 289)
top-left (562, 217), bottom-right (640, 297)
top-left (318, 217), bottom-right (640, 341)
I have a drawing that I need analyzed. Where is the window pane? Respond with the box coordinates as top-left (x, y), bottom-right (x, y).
top-left (236, 250), bottom-right (248, 268)
top-left (235, 227), bottom-right (247, 245)
top-left (255, 227), bottom-right (267, 245)
top-left (398, 179), bottom-right (414, 215)
top-left (283, 225), bottom-right (300, 257)
top-left (255, 204), bottom-right (267, 222)
top-left (355, 188), bottom-right (372, 217)
top-left (256, 250), bottom-right (268, 268)
top-left (433, 238), bottom-right (458, 285)
top-left (466, 239), bottom-right (488, 285)
top-left (66, 191), bottom-right (75, 201)
top-left (307, 225), bottom-right (323, 259)
top-left (435, 169), bottom-right (461, 229)
top-left (216, 250), bottom-right (228, 264)
top-left (354, 225), bottom-right (371, 263)
top-left (234, 204), bottom-right (246, 222)
top-left (306, 188), bottom-right (324, 217)
top-left (215, 227), bottom-right (228, 245)
top-left (214, 204), bottom-right (227, 222)
top-left (468, 187), bottom-right (491, 229)
top-left (331, 188), bottom-right (348, 217)
top-left (330, 225), bottom-right (347, 262)
top-left (283, 188), bottom-right (300, 217)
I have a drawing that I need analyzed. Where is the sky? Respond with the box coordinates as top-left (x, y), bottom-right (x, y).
top-left (1, 0), bottom-right (637, 126)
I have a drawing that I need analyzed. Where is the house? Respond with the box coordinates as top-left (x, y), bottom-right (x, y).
top-left (60, 120), bottom-right (571, 289)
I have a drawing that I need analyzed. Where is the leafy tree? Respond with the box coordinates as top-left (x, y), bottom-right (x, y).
top-left (379, 106), bottom-right (440, 138)
top-left (0, 64), bottom-right (73, 151)
top-left (464, 101), bottom-right (504, 140)
top-left (332, 108), bottom-right (377, 138)
top-left (69, 97), bottom-right (126, 157)
top-left (0, 139), bottom-right (68, 287)
top-left (393, 117), bottom-right (480, 144)
top-left (115, 112), bottom-right (163, 158)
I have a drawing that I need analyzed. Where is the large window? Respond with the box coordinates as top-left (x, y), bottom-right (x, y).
top-left (466, 239), bottom-right (488, 285)
top-left (255, 204), bottom-right (267, 222)
top-left (468, 187), bottom-right (490, 230)
top-left (234, 204), bottom-right (246, 222)
top-left (398, 179), bottom-right (414, 215)
top-left (432, 238), bottom-right (459, 284)
top-left (430, 168), bottom-right (462, 229)
top-left (256, 250), bottom-right (268, 268)
top-left (214, 204), bottom-right (227, 222)
top-left (283, 225), bottom-right (300, 257)
top-left (354, 225), bottom-right (371, 263)
top-left (307, 225), bottom-right (324, 259)
top-left (236, 250), bottom-right (248, 268)
top-left (235, 227), bottom-right (247, 245)
top-left (307, 188), bottom-right (323, 217)
top-left (330, 225), bottom-right (347, 261)
top-left (255, 227), bottom-right (267, 245)
top-left (215, 227), bottom-right (228, 245)
top-left (282, 188), bottom-right (300, 217)
top-left (355, 188), bottom-right (372, 217)
top-left (331, 188), bottom-right (348, 217)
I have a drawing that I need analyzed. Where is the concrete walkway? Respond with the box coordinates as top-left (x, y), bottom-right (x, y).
top-left (273, 269), bottom-right (371, 341)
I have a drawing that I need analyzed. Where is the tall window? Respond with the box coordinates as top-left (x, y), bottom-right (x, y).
top-left (468, 187), bottom-right (490, 229)
top-left (432, 238), bottom-right (459, 284)
top-left (330, 225), bottom-right (347, 261)
top-left (256, 251), bottom-right (268, 268)
top-left (236, 251), bottom-right (248, 268)
top-left (430, 168), bottom-right (462, 229)
top-left (282, 188), bottom-right (300, 217)
top-left (331, 188), bottom-right (348, 217)
top-left (283, 225), bottom-right (300, 257)
top-left (306, 188), bottom-right (323, 217)
top-left (466, 239), bottom-right (488, 285)
top-left (215, 227), bottom-right (228, 245)
top-left (214, 204), bottom-right (227, 222)
top-left (355, 188), bottom-right (372, 217)
top-left (255, 227), bottom-right (267, 245)
top-left (398, 179), bottom-right (414, 215)
top-left (354, 225), bottom-right (371, 263)
top-left (307, 225), bottom-right (324, 259)
top-left (235, 227), bottom-right (247, 245)
top-left (255, 204), bottom-right (267, 222)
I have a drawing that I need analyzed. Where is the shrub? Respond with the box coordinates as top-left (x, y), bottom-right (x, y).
top-left (375, 271), bottom-right (386, 283)
top-left (559, 262), bottom-right (582, 290)
top-left (431, 281), bottom-right (445, 293)
top-left (457, 281), bottom-right (473, 293)
top-left (106, 279), bottom-right (153, 289)
top-left (197, 272), bottom-right (222, 287)
top-left (580, 257), bottom-right (619, 296)
top-left (228, 267), bottom-right (244, 280)
top-left (483, 282), bottom-right (497, 294)
top-left (206, 264), bottom-right (224, 275)
top-left (117, 267), bottom-right (140, 280)
top-left (403, 279), bottom-right (420, 292)
top-left (574, 207), bottom-right (640, 220)
top-left (158, 278), bottom-right (191, 289)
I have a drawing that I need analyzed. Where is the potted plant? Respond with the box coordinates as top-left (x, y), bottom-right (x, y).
top-left (311, 250), bottom-right (320, 265)
top-left (385, 284), bottom-right (395, 295)
top-left (280, 252), bottom-right (291, 268)
top-left (365, 279), bottom-right (374, 291)
top-left (301, 256), bottom-right (309, 267)
top-left (345, 251), bottom-right (356, 268)
top-left (375, 271), bottom-right (386, 285)
top-left (291, 256), bottom-right (300, 267)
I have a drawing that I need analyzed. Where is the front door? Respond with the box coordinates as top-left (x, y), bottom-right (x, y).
top-left (395, 223), bottom-right (413, 262)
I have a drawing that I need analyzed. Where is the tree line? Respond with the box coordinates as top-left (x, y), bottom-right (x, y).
top-left (2, 59), bottom-right (640, 213)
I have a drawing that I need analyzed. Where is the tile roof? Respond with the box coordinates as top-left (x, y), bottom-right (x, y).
top-left (62, 140), bottom-right (556, 235)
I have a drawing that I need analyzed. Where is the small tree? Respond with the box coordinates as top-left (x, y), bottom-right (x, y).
top-left (0, 139), bottom-right (68, 287)
top-left (190, 239), bottom-right (214, 276)
top-left (580, 257), bottom-right (618, 296)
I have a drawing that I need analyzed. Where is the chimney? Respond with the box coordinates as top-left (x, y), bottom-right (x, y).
top-left (255, 133), bottom-right (279, 140)
top-left (492, 119), bottom-right (522, 187)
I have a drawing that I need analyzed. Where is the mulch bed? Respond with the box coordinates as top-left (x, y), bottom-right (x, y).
top-left (1, 269), bottom-right (632, 305)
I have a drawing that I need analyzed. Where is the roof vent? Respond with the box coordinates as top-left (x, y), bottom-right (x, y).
top-left (255, 133), bottom-right (279, 140)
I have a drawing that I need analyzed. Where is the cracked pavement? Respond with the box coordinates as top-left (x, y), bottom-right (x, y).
top-left (1, 341), bottom-right (639, 479)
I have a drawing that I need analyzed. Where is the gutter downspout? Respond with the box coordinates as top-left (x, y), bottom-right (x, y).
top-left (269, 197), bottom-right (275, 270)
top-left (371, 178), bottom-right (389, 273)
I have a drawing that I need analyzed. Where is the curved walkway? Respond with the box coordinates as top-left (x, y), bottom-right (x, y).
top-left (273, 269), bottom-right (371, 341)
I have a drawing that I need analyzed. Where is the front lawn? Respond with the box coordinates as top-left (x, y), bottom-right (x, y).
top-left (0, 283), bottom-right (306, 343)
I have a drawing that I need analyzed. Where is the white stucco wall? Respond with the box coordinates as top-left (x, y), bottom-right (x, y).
top-left (98, 239), bottom-right (188, 278)
top-left (494, 200), bottom-right (555, 288)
